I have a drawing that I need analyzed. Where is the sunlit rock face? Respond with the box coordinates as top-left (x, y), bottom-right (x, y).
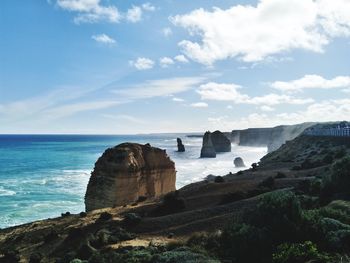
top-left (85, 143), bottom-right (176, 212)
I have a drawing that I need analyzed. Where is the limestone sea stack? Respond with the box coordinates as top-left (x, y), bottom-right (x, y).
top-left (200, 132), bottom-right (216, 158)
top-left (234, 157), bottom-right (246, 168)
top-left (211, 130), bottom-right (231, 152)
top-left (85, 143), bottom-right (176, 212)
top-left (177, 138), bottom-right (185, 152)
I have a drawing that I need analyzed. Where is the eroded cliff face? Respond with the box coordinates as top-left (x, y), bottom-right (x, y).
top-left (231, 123), bottom-right (314, 152)
top-left (85, 143), bottom-right (176, 212)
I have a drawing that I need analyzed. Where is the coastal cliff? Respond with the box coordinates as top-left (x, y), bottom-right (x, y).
top-left (231, 122), bottom-right (314, 152)
top-left (85, 143), bottom-right (176, 212)
top-left (2, 129), bottom-right (350, 262)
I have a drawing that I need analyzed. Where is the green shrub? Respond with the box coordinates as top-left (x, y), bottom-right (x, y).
top-left (331, 157), bottom-right (350, 193)
top-left (187, 232), bottom-right (221, 255)
top-left (272, 241), bottom-right (331, 263)
top-left (334, 148), bottom-right (347, 159)
top-left (219, 223), bottom-right (271, 263)
top-left (88, 251), bottom-right (122, 263)
top-left (152, 247), bottom-right (219, 263)
top-left (249, 191), bottom-right (302, 243)
top-left (70, 259), bottom-right (88, 263)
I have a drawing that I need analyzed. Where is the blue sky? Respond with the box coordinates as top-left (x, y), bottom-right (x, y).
top-left (0, 0), bottom-right (350, 134)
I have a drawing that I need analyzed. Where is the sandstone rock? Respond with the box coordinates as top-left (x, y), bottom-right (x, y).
top-left (211, 130), bottom-right (231, 152)
top-left (85, 143), bottom-right (176, 212)
top-left (200, 132), bottom-right (216, 158)
top-left (234, 157), bottom-right (245, 168)
top-left (177, 138), bottom-right (185, 152)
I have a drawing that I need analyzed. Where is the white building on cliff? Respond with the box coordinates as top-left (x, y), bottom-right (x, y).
top-left (304, 122), bottom-right (350, 137)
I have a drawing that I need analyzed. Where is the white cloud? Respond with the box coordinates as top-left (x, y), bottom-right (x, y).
top-left (113, 77), bottom-right (206, 99)
top-left (247, 94), bottom-right (314, 106)
top-left (172, 97), bottom-right (185, 102)
top-left (126, 5), bottom-right (142, 23)
top-left (129, 57), bottom-right (155, 70)
top-left (171, 0), bottom-right (350, 65)
top-left (57, 0), bottom-right (121, 24)
top-left (190, 102), bottom-right (208, 108)
top-left (197, 82), bottom-right (313, 106)
top-left (91, 33), bottom-right (116, 44)
top-left (197, 82), bottom-right (249, 102)
top-left (174, 55), bottom-right (189, 63)
top-left (162, 27), bottom-right (173, 37)
top-left (142, 3), bottom-right (155, 11)
top-left (260, 105), bottom-right (275, 112)
top-left (56, 1), bottom-right (155, 24)
top-left (125, 3), bottom-right (155, 23)
top-left (159, 57), bottom-right (175, 68)
top-left (208, 99), bottom-right (350, 130)
top-left (270, 74), bottom-right (350, 93)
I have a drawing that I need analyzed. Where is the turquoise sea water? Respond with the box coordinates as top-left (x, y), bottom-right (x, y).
top-left (0, 134), bottom-right (267, 228)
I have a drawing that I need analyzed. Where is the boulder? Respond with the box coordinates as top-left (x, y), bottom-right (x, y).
top-left (234, 157), bottom-right (245, 168)
top-left (85, 143), bottom-right (176, 212)
top-left (211, 130), bottom-right (231, 152)
top-left (177, 138), bottom-right (185, 152)
top-left (200, 132), bottom-right (216, 158)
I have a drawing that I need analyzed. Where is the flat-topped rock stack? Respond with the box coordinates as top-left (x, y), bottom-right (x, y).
top-left (85, 143), bottom-right (176, 212)
top-left (211, 130), bottom-right (231, 152)
top-left (200, 130), bottom-right (231, 158)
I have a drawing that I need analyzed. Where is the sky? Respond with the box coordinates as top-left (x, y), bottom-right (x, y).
top-left (0, 0), bottom-right (350, 134)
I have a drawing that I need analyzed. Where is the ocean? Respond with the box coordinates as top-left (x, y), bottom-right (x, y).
top-left (0, 134), bottom-right (267, 228)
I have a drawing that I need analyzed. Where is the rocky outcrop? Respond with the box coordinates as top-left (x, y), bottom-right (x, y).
top-left (200, 132), bottom-right (216, 158)
top-left (234, 157), bottom-right (245, 168)
top-left (177, 138), bottom-right (185, 152)
top-left (85, 143), bottom-right (176, 212)
top-left (211, 130), bottom-right (231, 152)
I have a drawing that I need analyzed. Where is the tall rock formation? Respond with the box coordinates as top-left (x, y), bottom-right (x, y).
top-left (200, 132), bottom-right (216, 158)
top-left (211, 130), bottom-right (231, 152)
top-left (85, 143), bottom-right (176, 212)
top-left (177, 138), bottom-right (185, 152)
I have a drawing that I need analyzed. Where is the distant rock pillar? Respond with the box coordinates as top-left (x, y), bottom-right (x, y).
top-left (177, 138), bottom-right (185, 152)
top-left (200, 132), bottom-right (216, 158)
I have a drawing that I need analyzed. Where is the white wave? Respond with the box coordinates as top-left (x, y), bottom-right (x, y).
top-left (0, 188), bottom-right (16, 196)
